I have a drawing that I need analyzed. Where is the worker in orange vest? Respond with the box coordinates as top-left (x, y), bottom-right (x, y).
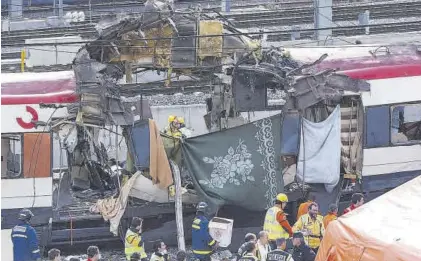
top-left (323, 203), bottom-right (338, 228)
top-left (296, 196), bottom-right (316, 221)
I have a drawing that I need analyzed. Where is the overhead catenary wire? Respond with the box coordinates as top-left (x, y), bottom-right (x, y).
top-left (3, 19), bottom-right (421, 48)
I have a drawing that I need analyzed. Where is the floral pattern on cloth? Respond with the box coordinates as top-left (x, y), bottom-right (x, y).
top-left (199, 139), bottom-right (255, 189)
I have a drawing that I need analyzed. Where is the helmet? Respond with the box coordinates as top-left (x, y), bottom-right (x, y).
top-left (196, 202), bottom-right (208, 212)
top-left (18, 208), bottom-right (34, 222)
top-left (168, 115), bottom-right (177, 123)
top-left (178, 117), bottom-right (185, 124)
top-left (276, 193), bottom-right (288, 203)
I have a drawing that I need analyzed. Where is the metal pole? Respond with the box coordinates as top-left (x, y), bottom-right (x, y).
top-left (89, 0), bottom-right (92, 24)
top-left (314, 0), bottom-right (333, 45)
top-left (20, 49), bottom-right (25, 72)
top-left (58, 0), bottom-right (63, 18)
top-left (53, 0), bottom-right (56, 16)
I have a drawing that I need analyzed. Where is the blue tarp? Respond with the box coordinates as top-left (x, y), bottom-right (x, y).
top-left (280, 112), bottom-right (301, 155)
top-left (128, 120), bottom-right (150, 170)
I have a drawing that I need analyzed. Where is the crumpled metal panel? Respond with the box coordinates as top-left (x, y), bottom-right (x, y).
top-left (232, 66), bottom-right (269, 112)
top-left (289, 70), bottom-right (371, 111)
top-left (198, 20), bottom-right (223, 59)
top-left (171, 19), bottom-right (197, 68)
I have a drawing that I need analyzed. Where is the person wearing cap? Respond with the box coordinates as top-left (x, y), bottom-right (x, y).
top-left (164, 115), bottom-right (184, 138)
top-left (292, 203), bottom-right (325, 253)
top-left (192, 202), bottom-right (218, 261)
top-left (263, 193), bottom-right (293, 250)
top-left (124, 217), bottom-right (147, 261)
top-left (238, 233), bottom-right (257, 257)
top-left (11, 208), bottom-right (41, 261)
top-left (290, 232), bottom-right (316, 261)
top-left (267, 238), bottom-right (294, 261)
top-left (238, 241), bottom-right (259, 261)
top-left (323, 203), bottom-right (338, 228)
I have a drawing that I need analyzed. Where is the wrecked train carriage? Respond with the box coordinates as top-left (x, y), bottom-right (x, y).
top-left (0, 71), bottom-right (202, 258)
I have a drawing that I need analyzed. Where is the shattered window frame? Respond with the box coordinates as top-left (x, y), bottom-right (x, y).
top-left (1, 134), bottom-right (23, 179)
top-left (390, 102), bottom-right (421, 145)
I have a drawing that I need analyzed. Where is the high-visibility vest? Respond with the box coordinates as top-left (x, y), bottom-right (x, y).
top-left (296, 214), bottom-right (325, 249)
top-left (267, 249), bottom-right (293, 261)
top-left (238, 253), bottom-right (259, 261)
top-left (124, 229), bottom-right (147, 260)
top-left (263, 206), bottom-right (290, 240)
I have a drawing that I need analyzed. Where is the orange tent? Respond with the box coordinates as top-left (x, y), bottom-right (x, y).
top-left (316, 176), bottom-right (421, 261)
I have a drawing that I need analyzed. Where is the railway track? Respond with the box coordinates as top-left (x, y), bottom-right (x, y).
top-left (267, 20), bottom-right (421, 41)
top-left (230, 1), bottom-right (421, 28)
top-left (2, 19), bottom-right (421, 47)
top-left (2, 1), bottom-right (421, 47)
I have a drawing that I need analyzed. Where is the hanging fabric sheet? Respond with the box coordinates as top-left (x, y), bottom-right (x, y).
top-left (297, 105), bottom-right (341, 193)
top-left (182, 114), bottom-right (283, 211)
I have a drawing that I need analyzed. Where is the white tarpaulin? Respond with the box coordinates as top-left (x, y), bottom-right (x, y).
top-left (297, 105), bottom-right (341, 192)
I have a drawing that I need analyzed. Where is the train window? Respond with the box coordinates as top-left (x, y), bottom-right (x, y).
top-left (390, 103), bottom-right (421, 144)
top-left (1, 134), bottom-right (23, 179)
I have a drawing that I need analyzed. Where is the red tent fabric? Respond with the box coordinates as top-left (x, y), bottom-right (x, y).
top-left (316, 176), bottom-right (421, 261)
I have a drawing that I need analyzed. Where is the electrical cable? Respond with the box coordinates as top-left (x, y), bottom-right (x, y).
top-left (3, 19), bottom-right (421, 48)
top-left (29, 107), bottom-right (59, 208)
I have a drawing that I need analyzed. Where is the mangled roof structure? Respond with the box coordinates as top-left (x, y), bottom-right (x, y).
top-left (70, 0), bottom-right (370, 130)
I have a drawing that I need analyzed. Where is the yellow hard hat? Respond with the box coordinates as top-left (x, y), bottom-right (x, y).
top-left (168, 115), bottom-right (176, 123)
top-left (276, 193), bottom-right (288, 203)
top-left (178, 117), bottom-right (185, 124)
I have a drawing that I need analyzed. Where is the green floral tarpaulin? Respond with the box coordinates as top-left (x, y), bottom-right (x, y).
top-left (182, 114), bottom-right (284, 211)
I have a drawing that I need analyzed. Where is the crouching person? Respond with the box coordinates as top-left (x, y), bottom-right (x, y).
top-left (125, 217), bottom-right (148, 261)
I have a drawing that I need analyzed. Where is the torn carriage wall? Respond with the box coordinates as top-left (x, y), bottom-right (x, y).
top-left (182, 114), bottom-right (283, 211)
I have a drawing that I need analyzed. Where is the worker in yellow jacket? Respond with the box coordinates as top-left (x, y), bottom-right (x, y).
top-left (292, 202), bottom-right (325, 253)
top-left (263, 193), bottom-right (293, 250)
top-left (125, 217), bottom-right (147, 261)
top-left (163, 115), bottom-right (185, 138)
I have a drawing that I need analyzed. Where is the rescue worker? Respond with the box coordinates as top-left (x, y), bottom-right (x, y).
top-left (296, 196), bottom-right (315, 221)
top-left (343, 193), bottom-right (364, 215)
top-left (267, 238), bottom-right (294, 261)
top-left (323, 203), bottom-right (338, 228)
top-left (290, 232), bottom-right (316, 261)
top-left (164, 115), bottom-right (184, 138)
top-left (125, 217), bottom-right (147, 261)
top-left (47, 248), bottom-right (61, 261)
top-left (87, 246), bottom-right (101, 261)
top-left (256, 231), bottom-right (271, 261)
top-left (150, 240), bottom-right (168, 261)
top-left (292, 203), bottom-right (325, 253)
top-left (192, 202), bottom-right (218, 261)
top-left (238, 233), bottom-right (257, 257)
top-left (263, 193), bottom-right (293, 250)
top-left (238, 242), bottom-right (259, 261)
top-left (11, 208), bottom-right (41, 261)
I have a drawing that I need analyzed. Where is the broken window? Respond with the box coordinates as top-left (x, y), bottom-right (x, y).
top-left (391, 103), bottom-right (421, 144)
top-left (1, 134), bottom-right (22, 179)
